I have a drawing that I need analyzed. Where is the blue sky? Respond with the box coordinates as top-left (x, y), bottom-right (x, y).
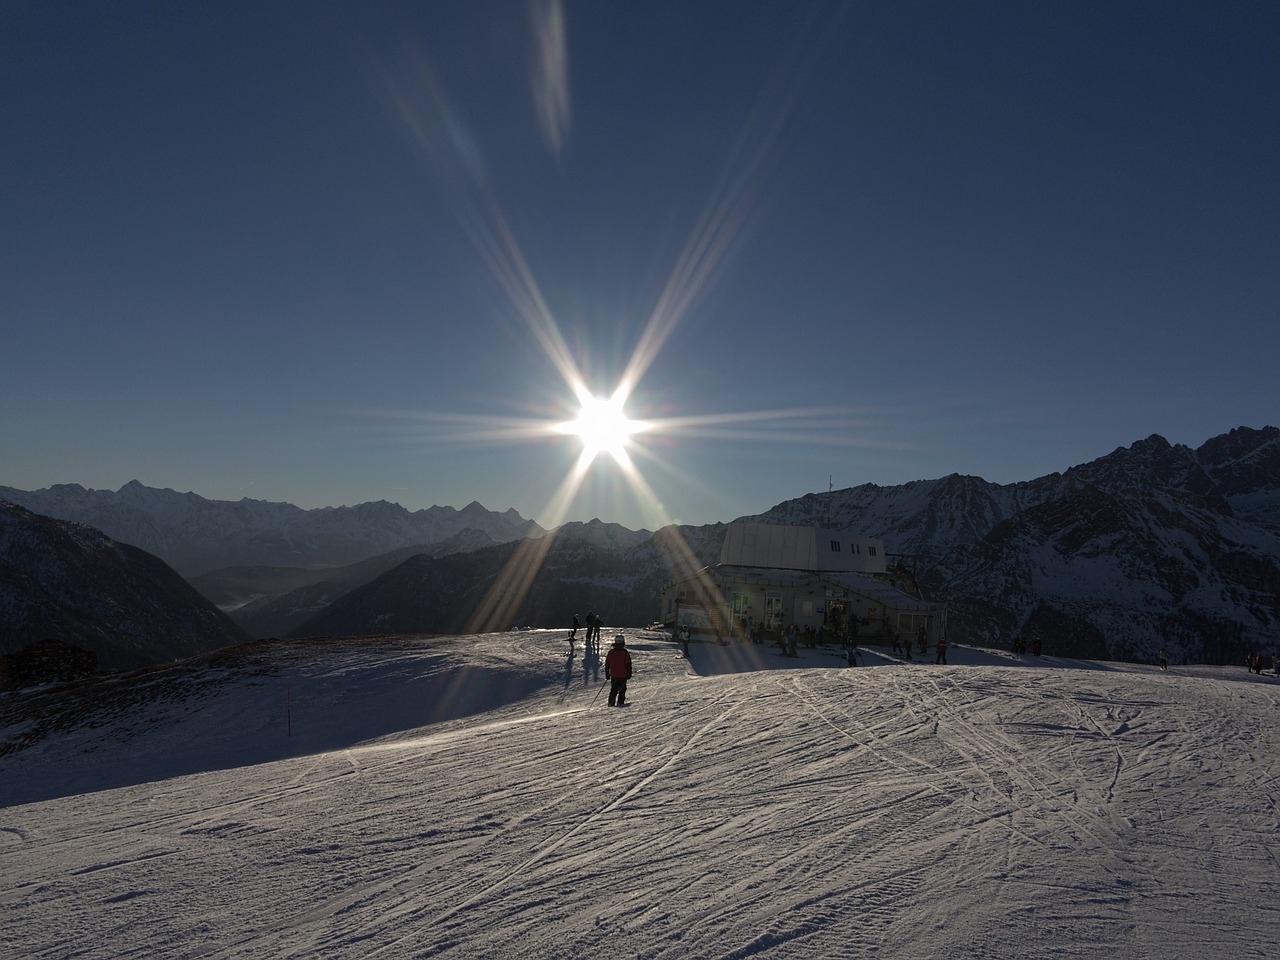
top-left (3, 0), bottom-right (1276, 531)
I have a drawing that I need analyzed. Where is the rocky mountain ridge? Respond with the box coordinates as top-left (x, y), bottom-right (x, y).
top-left (746, 427), bottom-right (1280, 662)
top-left (0, 481), bottom-right (547, 576)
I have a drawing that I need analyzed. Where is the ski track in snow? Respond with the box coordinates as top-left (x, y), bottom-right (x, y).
top-left (2, 630), bottom-right (1279, 959)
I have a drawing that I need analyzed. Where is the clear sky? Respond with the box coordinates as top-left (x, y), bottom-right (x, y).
top-left (3, 0), bottom-right (1277, 531)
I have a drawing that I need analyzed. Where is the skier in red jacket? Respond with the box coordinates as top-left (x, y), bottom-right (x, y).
top-left (605, 634), bottom-right (633, 707)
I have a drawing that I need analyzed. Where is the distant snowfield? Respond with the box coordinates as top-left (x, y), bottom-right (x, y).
top-left (3, 631), bottom-right (1279, 958)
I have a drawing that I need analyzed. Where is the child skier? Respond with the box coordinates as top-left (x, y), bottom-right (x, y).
top-left (605, 635), bottom-right (633, 707)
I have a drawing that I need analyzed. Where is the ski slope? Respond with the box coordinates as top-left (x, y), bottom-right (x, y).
top-left (3, 630), bottom-right (1279, 958)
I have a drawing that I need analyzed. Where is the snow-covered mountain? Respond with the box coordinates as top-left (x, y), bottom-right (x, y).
top-left (0, 500), bottom-right (249, 671)
top-left (0, 480), bottom-right (545, 576)
top-left (3, 630), bottom-right (1277, 958)
top-left (282, 428), bottom-right (1278, 664)
top-left (747, 427), bottom-right (1280, 663)
top-left (4, 427), bottom-right (1275, 664)
top-left (552, 517), bottom-right (654, 551)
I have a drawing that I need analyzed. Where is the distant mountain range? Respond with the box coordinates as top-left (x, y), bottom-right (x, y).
top-left (0, 479), bottom-right (548, 576)
top-left (293, 522), bottom-right (723, 639)
top-left (2, 425), bottom-right (1277, 667)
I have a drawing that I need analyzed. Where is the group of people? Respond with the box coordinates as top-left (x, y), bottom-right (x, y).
top-left (567, 611), bottom-right (604, 654)
top-left (776, 624), bottom-right (801, 658)
top-left (1246, 651), bottom-right (1277, 675)
top-left (568, 623), bottom-right (1280, 698)
top-left (891, 626), bottom-right (934, 659)
top-left (567, 615), bottom-right (633, 706)
top-left (1011, 635), bottom-right (1042, 656)
top-left (751, 620), bottom-right (949, 667)
top-left (742, 617), bottom-right (858, 649)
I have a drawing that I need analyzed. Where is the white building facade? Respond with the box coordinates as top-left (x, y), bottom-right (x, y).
top-left (661, 522), bottom-right (947, 645)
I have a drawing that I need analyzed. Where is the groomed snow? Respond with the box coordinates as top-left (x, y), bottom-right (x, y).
top-left (3, 631), bottom-right (1279, 958)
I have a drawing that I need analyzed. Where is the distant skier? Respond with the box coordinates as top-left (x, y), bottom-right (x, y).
top-left (844, 640), bottom-right (858, 668)
top-left (935, 636), bottom-right (948, 665)
top-left (605, 634), bottom-right (632, 707)
top-left (1158, 648), bottom-right (1168, 671)
top-left (681, 626), bottom-right (691, 659)
top-left (570, 614), bottom-right (580, 641)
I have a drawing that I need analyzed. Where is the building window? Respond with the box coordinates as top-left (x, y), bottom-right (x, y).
top-left (830, 540), bottom-right (841, 552)
top-left (765, 592), bottom-right (784, 628)
top-left (868, 546), bottom-right (877, 556)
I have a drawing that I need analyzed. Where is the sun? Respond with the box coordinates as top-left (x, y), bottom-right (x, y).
top-left (555, 387), bottom-right (647, 465)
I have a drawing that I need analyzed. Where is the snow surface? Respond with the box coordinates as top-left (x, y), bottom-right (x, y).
top-left (3, 630), bottom-right (1279, 958)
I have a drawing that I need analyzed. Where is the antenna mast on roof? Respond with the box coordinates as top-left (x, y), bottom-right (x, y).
top-left (826, 475), bottom-right (832, 528)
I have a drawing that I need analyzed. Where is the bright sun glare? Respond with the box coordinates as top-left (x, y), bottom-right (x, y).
top-left (381, 7), bottom-right (863, 632)
top-left (555, 388), bottom-right (646, 465)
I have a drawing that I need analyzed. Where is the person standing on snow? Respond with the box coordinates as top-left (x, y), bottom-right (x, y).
top-left (1159, 648), bottom-right (1168, 671)
top-left (935, 635), bottom-right (948, 665)
top-left (605, 634), bottom-right (633, 707)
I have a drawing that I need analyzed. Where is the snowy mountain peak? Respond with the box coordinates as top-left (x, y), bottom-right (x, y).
top-left (1196, 425), bottom-right (1280, 507)
top-left (552, 518), bottom-right (652, 550)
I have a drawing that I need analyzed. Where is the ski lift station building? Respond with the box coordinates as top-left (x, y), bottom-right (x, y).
top-left (660, 522), bottom-right (947, 643)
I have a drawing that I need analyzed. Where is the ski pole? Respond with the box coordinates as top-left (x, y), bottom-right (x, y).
top-left (590, 678), bottom-right (608, 706)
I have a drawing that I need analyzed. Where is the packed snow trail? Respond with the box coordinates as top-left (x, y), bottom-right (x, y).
top-left (2, 630), bottom-right (1279, 958)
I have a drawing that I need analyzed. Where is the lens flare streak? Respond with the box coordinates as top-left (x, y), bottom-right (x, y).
top-left (376, 5), bottom-right (856, 631)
